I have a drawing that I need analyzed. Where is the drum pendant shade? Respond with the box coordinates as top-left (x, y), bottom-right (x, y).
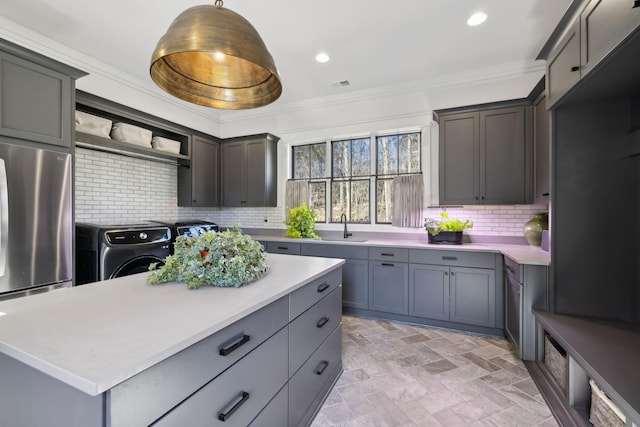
top-left (150, 3), bottom-right (282, 110)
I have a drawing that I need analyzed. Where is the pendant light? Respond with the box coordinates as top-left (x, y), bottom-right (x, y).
top-left (150, 0), bottom-right (282, 110)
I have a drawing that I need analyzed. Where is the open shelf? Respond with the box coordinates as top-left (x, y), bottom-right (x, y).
top-left (75, 131), bottom-right (189, 166)
top-left (529, 311), bottom-right (640, 426)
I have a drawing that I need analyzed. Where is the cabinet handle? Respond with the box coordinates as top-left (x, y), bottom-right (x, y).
top-left (445, 271), bottom-right (448, 276)
top-left (317, 282), bottom-right (330, 293)
top-left (542, 192), bottom-right (550, 196)
top-left (218, 391), bottom-right (250, 421)
top-left (315, 360), bottom-right (329, 375)
top-left (381, 253), bottom-right (395, 257)
top-left (570, 66), bottom-right (580, 72)
top-left (451, 272), bottom-right (455, 276)
top-left (316, 316), bottom-right (330, 328)
top-left (634, 0), bottom-right (640, 8)
top-left (219, 334), bottom-right (251, 356)
top-left (277, 246), bottom-right (288, 250)
top-left (381, 263), bottom-right (395, 267)
top-left (442, 256), bottom-right (457, 261)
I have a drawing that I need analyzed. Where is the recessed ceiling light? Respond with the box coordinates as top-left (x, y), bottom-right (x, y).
top-left (315, 52), bottom-right (330, 63)
top-left (467, 12), bottom-right (487, 26)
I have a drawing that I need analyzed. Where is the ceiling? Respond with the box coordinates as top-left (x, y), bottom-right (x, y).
top-left (0, 0), bottom-right (572, 114)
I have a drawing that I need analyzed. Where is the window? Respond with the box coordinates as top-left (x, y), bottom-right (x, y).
top-left (289, 131), bottom-right (421, 225)
top-left (376, 133), bottom-right (421, 223)
top-left (291, 143), bottom-right (326, 221)
top-left (331, 138), bottom-right (370, 223)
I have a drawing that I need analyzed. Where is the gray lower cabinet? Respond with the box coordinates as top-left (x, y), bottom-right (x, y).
top-left (301, 243), bottom-right (369, 309)
top-left (408, 249), bottom-right (501, 329)
top-left (369, 261), bottom-right (409, 315)
top-left (408, 264), bottom-right (449, 320)
top-left (222, 133), bottom-right (279, 207)
top-left (178, 135), bottom-right (220, 207)
top-left (266, 241), bottom-right (301, 255)
top-left (0, 40), bottom-right (84, 148)
top-left (0, 268), bottom-right (343, 427)
top-left (449, 266), bottom-right (496, 328)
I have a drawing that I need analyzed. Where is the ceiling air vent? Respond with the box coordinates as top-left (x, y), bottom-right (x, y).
top-left (330, 80), bottom-right (351, 89)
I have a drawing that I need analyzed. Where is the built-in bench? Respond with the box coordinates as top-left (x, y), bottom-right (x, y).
top-left (526, 311), bottom-right (640, 426)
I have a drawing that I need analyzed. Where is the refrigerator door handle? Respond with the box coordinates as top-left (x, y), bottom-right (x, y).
top-left (0, 158), bottom-right (8, 278)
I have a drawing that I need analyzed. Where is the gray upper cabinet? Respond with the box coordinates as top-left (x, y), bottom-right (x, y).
top-left (439, 105), bottom-right (527, 205)
top-left (546, 20), bottom-right (581, 108)
top-left (222, 133), bottom-right (279, 207)
top-left (0, 41), bottom-right (85, 148)
top-left (580, 0), bottom-right (640, 77)
top-left (178, 135), bottom-right (220, 207)
top-left (533, 93), bottom-right (550, 204)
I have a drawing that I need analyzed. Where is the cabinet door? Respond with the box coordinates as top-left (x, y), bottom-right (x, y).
top-left (581, 0), bottom-right (640, 77)
top-left (179, 136), bottom-right (219, 207)
top-left (439, 112), bottom-right (479, 204)
top-left (546, 19), bottom-right (581, 107)
top-left (222, 141), bottom-right (246, 206)
top-left (368, 261), bottom-right (409, 314)
top-left (480, 106), bottom-right (526, 204)
top-left (533, 94), bottom-right (550, 204)
top-left (408, 264), bottom-right (449, 320)
top-left (449, 267), bottom-right (496, 327)
top-left (0, 52), bottom-right (72, 147)
top-left (245, 138), bottom-right (267, 206)
top-left (342, 258), bottom-right (369, 309)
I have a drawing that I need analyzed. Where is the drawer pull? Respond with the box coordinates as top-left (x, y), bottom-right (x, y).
top-left (277, 246), bottom-right (288, 250)
top-left (381, 263), bottom-right (395, 267)
top-left (317, 282), bottom-right (330, 293)
top-left (218, 391), bottom-right (250, 422)
top-left (315, 360), bottom-right (329, 375)
top-left (219, 334), bottom-right (251, 356)
top-left (381, 253), bottom-right (395, 257)
top-left (442, 256), bottom-right (457, 261)
top-left (316, 316), bottom-right (330, 328)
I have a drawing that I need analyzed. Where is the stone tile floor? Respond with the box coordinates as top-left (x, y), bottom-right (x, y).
top-left (311, 315), bottom-right (558, 427)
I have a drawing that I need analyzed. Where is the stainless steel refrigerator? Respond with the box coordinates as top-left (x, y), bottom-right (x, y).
top-left (0, 138), bottom-right (72, 300)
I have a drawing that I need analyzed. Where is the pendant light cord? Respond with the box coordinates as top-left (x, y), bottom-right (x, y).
top-left (214, 0), bottom-right (223, 6)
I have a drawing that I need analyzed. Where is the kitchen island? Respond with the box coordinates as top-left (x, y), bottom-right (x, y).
top-left (0, 253), bottom-right (344, 426)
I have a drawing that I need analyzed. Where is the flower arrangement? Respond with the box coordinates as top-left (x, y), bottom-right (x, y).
top-left (424, 212), bottom-right (473, 236)
top-left (283, 203), bottom-right (321, 239)
top-left (147, 225), bottom-right (269, 289)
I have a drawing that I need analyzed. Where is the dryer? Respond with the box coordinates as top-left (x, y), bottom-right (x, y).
top-left (75, 223), bottom-right (171, 285)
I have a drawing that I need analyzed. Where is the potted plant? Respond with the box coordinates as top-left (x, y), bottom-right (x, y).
top-left (284, 203), bottom-right (321, 239)
top-left (147, 225), bottom-right (269, 289)
top-left (424, 212), bottom-right (473, 245)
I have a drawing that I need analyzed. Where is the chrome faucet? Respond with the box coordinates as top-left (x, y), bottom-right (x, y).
top-left (340, 213), bottom-right (352, 239)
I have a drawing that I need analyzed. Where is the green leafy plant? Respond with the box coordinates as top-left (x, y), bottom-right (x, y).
top-left (424, 212), bottom-right (473, 236)
top-left (284, 203), bottom-right (321, 239)
top-left (147, 225), bottom-right (269, 289)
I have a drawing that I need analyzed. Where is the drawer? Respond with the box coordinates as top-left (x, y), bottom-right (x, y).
top-left (409, 249), bottom-right (495, 269)
top-left (109, 296), bottom-right (288, 427)
top-left (301, 243), bottom-right (368, 260)
top-left (368, 246), bottom-right (408, 262)
top-left (289, 267), bottom-right (341, 320)
top-left (154, 326), bottom-right (288, 427)
top-left (289, 324), bottom-right (342, 427)
top-left (290, 286), bottom-right (342, 376)
top-left (504, 256), bottom-right (522, 283)
top-left (248, 384), bottom-right (288, 427)
top-left (266, 241), bottom-right (301, 255)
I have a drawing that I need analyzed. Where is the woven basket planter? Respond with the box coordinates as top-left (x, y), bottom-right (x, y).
top-left (544, 335), bottom-right (567, 392)
top-left (589, 379), bottom-right (626, 427)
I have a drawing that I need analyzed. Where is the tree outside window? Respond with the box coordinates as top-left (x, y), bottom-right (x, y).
top-left (291, 143), bottom-right (326, 221)
top-left (331, 138), bottom-right (370, 223)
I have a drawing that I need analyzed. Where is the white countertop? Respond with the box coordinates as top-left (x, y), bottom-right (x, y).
top-left (0, 254), bottom-right (344, 396)
top-left (256, 235), bottom-right (550, 266)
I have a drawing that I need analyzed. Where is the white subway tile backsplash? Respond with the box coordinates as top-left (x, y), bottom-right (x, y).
top-left (75, 148), bottom-right (548, 236)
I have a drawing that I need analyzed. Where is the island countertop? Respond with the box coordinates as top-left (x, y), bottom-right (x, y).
top-left (0, 254), bottom-right (344, 396)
